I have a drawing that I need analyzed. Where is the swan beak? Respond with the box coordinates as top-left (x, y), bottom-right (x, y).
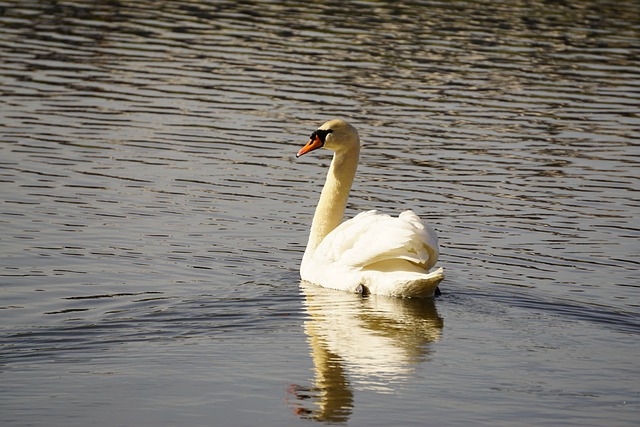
top-left (296, 136), bottom-right (323, 158)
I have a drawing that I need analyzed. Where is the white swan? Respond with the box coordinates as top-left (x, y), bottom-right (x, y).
top-left (296, 119), bottom-right (444, 298)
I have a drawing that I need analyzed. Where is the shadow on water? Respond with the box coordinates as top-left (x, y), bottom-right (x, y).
top-left (286, 282), bottom-right (443, 423)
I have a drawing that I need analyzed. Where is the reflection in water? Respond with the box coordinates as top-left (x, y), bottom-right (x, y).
top-left (287, 282), bottom-right (443, 422)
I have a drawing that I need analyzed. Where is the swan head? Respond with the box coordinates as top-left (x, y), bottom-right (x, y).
top-left (297, 119), bottom-right (360, 157)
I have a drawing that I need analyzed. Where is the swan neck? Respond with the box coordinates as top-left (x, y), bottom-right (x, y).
top-left (306, 146), bottom-right (359, 252)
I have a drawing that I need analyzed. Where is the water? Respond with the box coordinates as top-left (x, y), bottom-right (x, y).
top-left (1, 0), bottom-right (639, 425)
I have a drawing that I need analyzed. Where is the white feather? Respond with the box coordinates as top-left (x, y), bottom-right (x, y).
top-left (316, 210), bottom-right (438, 270)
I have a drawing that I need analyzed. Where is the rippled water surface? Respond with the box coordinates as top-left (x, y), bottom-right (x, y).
top-left (1, 1), bottom-right (639, 426)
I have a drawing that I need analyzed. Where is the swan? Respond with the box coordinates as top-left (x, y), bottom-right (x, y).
top-left (296, 119), bottom-right (444, 298)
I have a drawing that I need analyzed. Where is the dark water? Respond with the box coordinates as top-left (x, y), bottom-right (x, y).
top-left (1, 1), bottom-right (639, 425)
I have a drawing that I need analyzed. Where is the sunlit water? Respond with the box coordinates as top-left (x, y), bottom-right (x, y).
top-left (1, 1), bottom-right (639, 426)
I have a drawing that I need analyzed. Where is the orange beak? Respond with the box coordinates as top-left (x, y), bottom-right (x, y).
top-left (296, 135), bottom-right (324, 158)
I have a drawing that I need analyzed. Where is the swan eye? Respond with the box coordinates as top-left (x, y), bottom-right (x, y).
top-left (310, 128), bottom-right (333, 145)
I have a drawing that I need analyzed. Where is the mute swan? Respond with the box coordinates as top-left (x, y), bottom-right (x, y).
top-left (296, 119), bottom-right (444, 298)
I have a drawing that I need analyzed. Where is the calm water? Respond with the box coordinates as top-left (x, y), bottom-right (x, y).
top-left (1, 0), bottom-right (639, 425)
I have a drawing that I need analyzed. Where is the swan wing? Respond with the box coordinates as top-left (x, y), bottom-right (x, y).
top-left (314, 210), bottom-right (439, 271)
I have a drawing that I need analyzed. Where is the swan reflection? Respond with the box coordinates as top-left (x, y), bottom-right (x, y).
top-left (287, 281), bottom-right (443, 423)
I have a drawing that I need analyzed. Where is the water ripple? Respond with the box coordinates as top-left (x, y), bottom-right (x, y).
top-left (1, 1), bottom-right (639, 424)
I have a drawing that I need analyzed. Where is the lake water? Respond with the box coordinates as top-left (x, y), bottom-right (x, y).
top-left (1, 1), bottom-right (639, 425)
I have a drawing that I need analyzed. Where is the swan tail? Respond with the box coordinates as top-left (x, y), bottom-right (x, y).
top-left (367, 267), bottom-right (445, 298)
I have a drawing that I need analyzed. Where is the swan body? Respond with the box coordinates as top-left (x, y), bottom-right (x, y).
top-left (297, 119), bottom-right (444, 298)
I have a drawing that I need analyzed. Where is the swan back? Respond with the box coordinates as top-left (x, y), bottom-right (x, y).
top-left (312, 210), bottom-right (438, 271)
